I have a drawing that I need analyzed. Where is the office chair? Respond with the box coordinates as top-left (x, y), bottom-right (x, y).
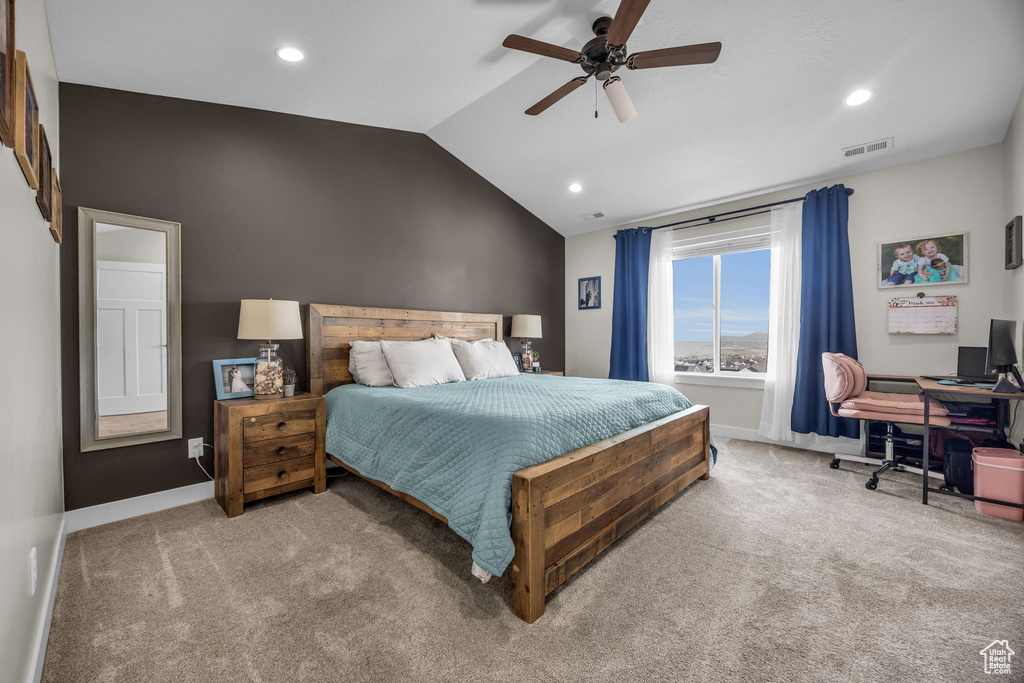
top-left (822, 352), bottom-right (951, 490)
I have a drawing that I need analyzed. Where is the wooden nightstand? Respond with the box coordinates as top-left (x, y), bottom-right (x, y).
top-left (214, 392), bottom-right (326, 517)
top-left (526, 371), bottom-right (564, 376)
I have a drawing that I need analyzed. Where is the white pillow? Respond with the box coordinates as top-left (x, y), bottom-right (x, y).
top-left (380, 338), bottom-right (466, 388)
top-left (349, 341), bottom-right (396, 387)
top-left (450, 339), bottom-right (520, 380)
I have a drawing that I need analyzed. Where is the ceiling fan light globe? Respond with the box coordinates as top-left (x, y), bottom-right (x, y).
top-left (603, 78), bottom-right (638, 123)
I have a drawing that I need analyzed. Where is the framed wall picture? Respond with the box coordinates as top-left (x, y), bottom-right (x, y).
top-left (578, 276), bottom-right (601, 309)
top-left (0, 0), bottom-right (13, 148)
top-left (35, 123), bottom-right (51, 220)
top-left (13, 50), bottom-right (39, 189)
top-left (49, 169), bottom-right (61, 243)
top-left (212, 358), bottom-right (257, 400)
top-left (1006, 216), bottom-right (1022, 270)
top-left (877, 232), bottom-right (968, 289)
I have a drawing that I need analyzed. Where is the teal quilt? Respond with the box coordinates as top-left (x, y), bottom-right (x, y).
top-left (324, 373), bottom-right (708, 576)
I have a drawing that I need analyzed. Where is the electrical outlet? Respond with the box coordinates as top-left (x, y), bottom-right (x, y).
top-left (29, 547), bottom-right (37, 596)
top-left (188, 438), bottom-right (203, 459)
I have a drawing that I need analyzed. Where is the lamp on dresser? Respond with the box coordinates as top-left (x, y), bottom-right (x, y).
top-left (511, 314), bottom-right (542, 372)
top-left (237, 299), bottom-right (303, 399)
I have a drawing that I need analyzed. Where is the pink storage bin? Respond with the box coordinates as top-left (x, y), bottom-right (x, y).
top-left (972, 448), bottom-right (1024, 522)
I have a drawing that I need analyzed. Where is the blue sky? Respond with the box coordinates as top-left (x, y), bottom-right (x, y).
top-left (673, 250), bottom-right (771, 341)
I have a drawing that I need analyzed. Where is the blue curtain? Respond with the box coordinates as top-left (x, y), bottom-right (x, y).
top-left (791, 185), bottom-right (859, 438)
top-left (610, 228), bottom-right (652, 381)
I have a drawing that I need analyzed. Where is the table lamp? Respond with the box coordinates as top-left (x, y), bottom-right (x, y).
top-left (511, 314), bottom-right (542, 372)
top-left (237, 299), bottom-right (303, 399)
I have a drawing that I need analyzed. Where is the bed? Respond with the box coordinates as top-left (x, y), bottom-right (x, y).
top-left (307, 303), bottom-right (713, 622)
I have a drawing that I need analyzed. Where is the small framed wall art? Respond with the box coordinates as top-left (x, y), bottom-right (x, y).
top-left (35, 123), bottom-right (52, 219)
top-left (1006, 216), bottom-right (1022, 270)
top-left (13, 49), bottom-right (39, 189)
top-left (49, 169), bottom-right (61, 243)
top-left (0, 0), bottom-right (14, 148)
top-left (578, 276), bottom-right (601, 309)
top-left (212, 358), bottom-right (257, 400)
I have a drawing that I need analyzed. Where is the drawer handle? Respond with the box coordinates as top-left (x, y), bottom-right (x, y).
top-left (277, 446), bottom-right (287, 456)
top-left (277, 470), bottom-right (288, 480)
top-left (277, 421), bottom-right (287, 431)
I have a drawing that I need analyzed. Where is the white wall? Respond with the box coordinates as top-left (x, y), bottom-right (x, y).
top-left (566, 144), bottom-right (1008, 431)
top-left (0, 1), bottom-right (63, 681)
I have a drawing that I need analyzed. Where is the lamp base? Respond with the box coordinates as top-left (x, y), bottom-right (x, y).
top-left (253, 343), bottom-right (285, 398)
top-left (521, 339), bottom-right (533, 372)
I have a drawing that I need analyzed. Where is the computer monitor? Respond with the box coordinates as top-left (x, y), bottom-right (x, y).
top-left (986, 319), bottom-right (1017, 372)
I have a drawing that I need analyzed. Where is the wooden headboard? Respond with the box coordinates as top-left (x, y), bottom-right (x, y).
top-left (306, 304), bottom-right (505, 395)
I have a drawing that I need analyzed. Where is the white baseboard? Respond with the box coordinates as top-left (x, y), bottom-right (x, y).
top-left (28, 514), bottom-right (67, 683)
top-left (711, 424), bottom-right (862, 456)
top-left (66, 481), bottom-right (215, 533)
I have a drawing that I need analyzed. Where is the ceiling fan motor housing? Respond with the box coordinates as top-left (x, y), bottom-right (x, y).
top-left (582, 19), bottom-right (626, 81)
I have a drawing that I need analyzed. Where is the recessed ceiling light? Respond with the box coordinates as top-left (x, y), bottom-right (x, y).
top-left (844, 89), bottom-right (872, 106)
top-left (568, 183), bottom-right (583, 193)
top-left (276, 47), bottom-right (305, 63)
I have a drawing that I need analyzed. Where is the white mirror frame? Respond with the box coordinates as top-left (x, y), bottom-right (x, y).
top-left (79, 207), bottom-right (182, 451)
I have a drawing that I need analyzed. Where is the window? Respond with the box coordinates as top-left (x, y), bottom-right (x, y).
top-left (672, 227), bottom-right (771, 380)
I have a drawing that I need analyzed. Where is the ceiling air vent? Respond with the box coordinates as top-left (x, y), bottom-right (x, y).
top-left (842, 137), bottom-right (894, 159)
top-left (581, 210), bottom-right (606, 221)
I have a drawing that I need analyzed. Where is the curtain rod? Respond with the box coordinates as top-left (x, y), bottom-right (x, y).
top-left (642, 187), bottom-right (855, 233)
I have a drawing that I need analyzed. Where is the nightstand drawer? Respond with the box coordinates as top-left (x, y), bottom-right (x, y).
top-left (243, 432), bottom-right (317, 468)
top-left (243, 409), bottom-right (316, 442)
top-left (243, 455), bottom-right (316, 494)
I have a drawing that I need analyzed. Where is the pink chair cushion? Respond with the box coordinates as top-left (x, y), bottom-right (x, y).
top-left (837, 407), bottom-right (951, 427)
top-left (822, 352), bottom-right (867, 402)
top-left (841, 391), bottom-right (948, 416)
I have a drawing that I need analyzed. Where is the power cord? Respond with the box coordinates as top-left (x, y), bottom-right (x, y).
top-left (194, 443), bottom-right (215, 481)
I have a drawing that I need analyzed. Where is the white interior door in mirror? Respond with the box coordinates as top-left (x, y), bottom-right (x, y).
top-left (96, 259), bottom-right (167, 416)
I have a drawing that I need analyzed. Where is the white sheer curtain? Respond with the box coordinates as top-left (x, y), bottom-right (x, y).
top-left (758, 203), bottom-right (803, 440)
top-left (758, 202), bottom-right (860, 452)
top-left (647, 228), bottom-right (675, 385)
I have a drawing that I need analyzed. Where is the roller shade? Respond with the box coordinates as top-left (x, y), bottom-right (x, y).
top-left (672, 225), bottom-right (772, 259)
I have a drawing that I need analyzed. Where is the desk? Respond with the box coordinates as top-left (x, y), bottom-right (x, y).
top-left (918, 377), bottom-right (1024, 511)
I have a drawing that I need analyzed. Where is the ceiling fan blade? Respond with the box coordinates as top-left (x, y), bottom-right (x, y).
top-left (606, 0), bottom-right (652, 47)
top-left (627, 42), bottom-right (722, 70)
top-left (525, 77), bottom-right (589, 116)
top-left (502, 35), bottom-right (582, 63)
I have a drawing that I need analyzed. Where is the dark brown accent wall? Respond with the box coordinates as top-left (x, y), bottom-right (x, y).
top-left (59, 84), bottom-right (564, 511)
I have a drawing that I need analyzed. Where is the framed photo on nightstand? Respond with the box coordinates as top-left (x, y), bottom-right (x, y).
top-left (212, 358), bottom-right (257, 400)
top-left (511, 352), bottom-right (524, 372)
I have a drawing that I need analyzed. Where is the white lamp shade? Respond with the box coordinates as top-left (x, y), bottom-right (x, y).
top-left (603, 78), bottom-right (638, 123)
top-left (511, 314), bottom-right (542, 339)
top-left (237, 299), bottom-right (304, 340)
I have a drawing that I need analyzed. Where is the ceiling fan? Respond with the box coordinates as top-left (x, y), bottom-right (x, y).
top-left (501, 0), bottom-right (721, 123)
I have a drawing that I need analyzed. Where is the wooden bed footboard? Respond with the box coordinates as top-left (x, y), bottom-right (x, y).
top-left (510, 404), bottom-right (711, 623)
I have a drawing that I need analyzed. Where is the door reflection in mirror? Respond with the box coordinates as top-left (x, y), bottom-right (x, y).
top-left (95, 223), bottom-right (169, 437)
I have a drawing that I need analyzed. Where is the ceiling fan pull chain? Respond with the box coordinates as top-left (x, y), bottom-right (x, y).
top-left (595, 79), bottom-right (599, 118)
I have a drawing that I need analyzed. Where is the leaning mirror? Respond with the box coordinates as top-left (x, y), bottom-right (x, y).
top-left (79, 208), bottom-right (182, 451)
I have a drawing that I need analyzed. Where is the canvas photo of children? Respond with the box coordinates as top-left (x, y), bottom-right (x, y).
top-left (877, 233), bottom-right (967, 289)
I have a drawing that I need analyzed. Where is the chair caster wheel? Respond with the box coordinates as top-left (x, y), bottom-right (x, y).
top-left (829, 459), bottom-right (841, 469)
top-left (866, 478), bottom-right (878, 491)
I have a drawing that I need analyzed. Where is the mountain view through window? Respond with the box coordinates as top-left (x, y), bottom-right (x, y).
top-left (672, 249), bottom-right (770, 374)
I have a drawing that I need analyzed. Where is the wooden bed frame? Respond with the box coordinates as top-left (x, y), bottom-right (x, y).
top-left (307, 303), bottom-right (712, 623)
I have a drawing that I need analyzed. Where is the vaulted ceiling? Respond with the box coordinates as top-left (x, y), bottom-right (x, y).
top-left (46, 0), bottom-right (1024, 236)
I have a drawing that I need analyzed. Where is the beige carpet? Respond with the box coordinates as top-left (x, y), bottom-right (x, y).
top-left (43, 440), bottom-right (1024, 683)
